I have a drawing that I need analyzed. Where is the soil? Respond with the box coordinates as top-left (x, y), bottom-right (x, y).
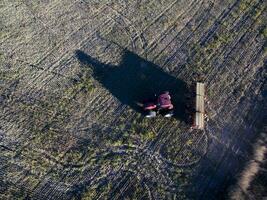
top-left (0, 0), bottom-right (266, 199)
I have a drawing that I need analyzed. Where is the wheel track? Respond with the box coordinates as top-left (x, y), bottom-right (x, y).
top-left (206, 41), bottom-right (264, 129)
top-left (104, 4), bottom-right (148, 52)
top-left (152, 0), bottom-right (244, 69)
top-left (24, 4), bottom-right (147, 97)
top-left (174, 131), bottom-right (207, 164)
top-left (5, 0), bottom-right (100, 59)
top-left (108, 174), bottom-right (131, 200)
top-left (207, 33), bottom-right (264, 90)
top-left (195, 35), bottom-right (266, 199)
top-left (168, 0), bottom-right (264, 83)
top-left (137, 0), bottom-right (185, 35)
top-left (142, 0), bottom-right (204, 56)
top-left (20, 0), bottom-right (76, 33)
top-left (150, 124), bottom-right (177, 152)
top-left (2, 8), bottom-right (109, 94)
top-left (17, 28), bottom-right (116, 102)
top-left (2, 0), bottom-right (266, 198)
top-left (151, 0), bottom-right (213, 65)
top-left (30, 4), bottom-right (109, 66)
top-left (26, 18), bottom-right (116, 89)
top-left (203, 2), bottom-right (265, 85)
top-left (104, 5), bottom-right (144, 51)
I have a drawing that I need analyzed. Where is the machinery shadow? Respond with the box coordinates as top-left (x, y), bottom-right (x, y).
top-left (75, 49), bottom-right (190, 122)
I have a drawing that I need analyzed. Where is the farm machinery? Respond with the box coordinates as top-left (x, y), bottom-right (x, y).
top-left (143, 91), bottom-right (174, 118)
top-left (192, 82), bottom-right (205, 130)
top-left (142, 83), bottom-right (205, 130)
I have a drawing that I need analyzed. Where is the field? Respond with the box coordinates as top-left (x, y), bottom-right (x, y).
top-left (0, 0), bottom-right (266, 199)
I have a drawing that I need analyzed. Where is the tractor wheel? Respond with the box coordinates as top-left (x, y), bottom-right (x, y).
top-left (145, 111), bottom-right (156, 118)
top-left (164, 110), bottom-right (174, 118)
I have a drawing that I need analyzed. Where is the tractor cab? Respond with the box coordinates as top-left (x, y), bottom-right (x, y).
top-left (157, 92), bottom-right (174, 110)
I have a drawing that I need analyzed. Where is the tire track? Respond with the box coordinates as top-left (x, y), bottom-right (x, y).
top-left (153, 0), bottom-right (242, 69)
top-left (142, 0), bottom-right (204, 56)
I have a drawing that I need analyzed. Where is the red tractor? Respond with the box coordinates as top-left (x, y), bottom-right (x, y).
top-left (143, 91), bottom-right (174, 118)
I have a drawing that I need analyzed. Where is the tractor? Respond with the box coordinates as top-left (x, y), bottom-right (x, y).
top-left (143, 91), bottom-right (174, 118)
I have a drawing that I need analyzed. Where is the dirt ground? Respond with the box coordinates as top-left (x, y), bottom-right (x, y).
top-left (0, 0), bottom-right (266, 199)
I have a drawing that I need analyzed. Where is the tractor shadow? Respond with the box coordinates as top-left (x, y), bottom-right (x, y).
top-left (75, 50), bottom-right (191, 122)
